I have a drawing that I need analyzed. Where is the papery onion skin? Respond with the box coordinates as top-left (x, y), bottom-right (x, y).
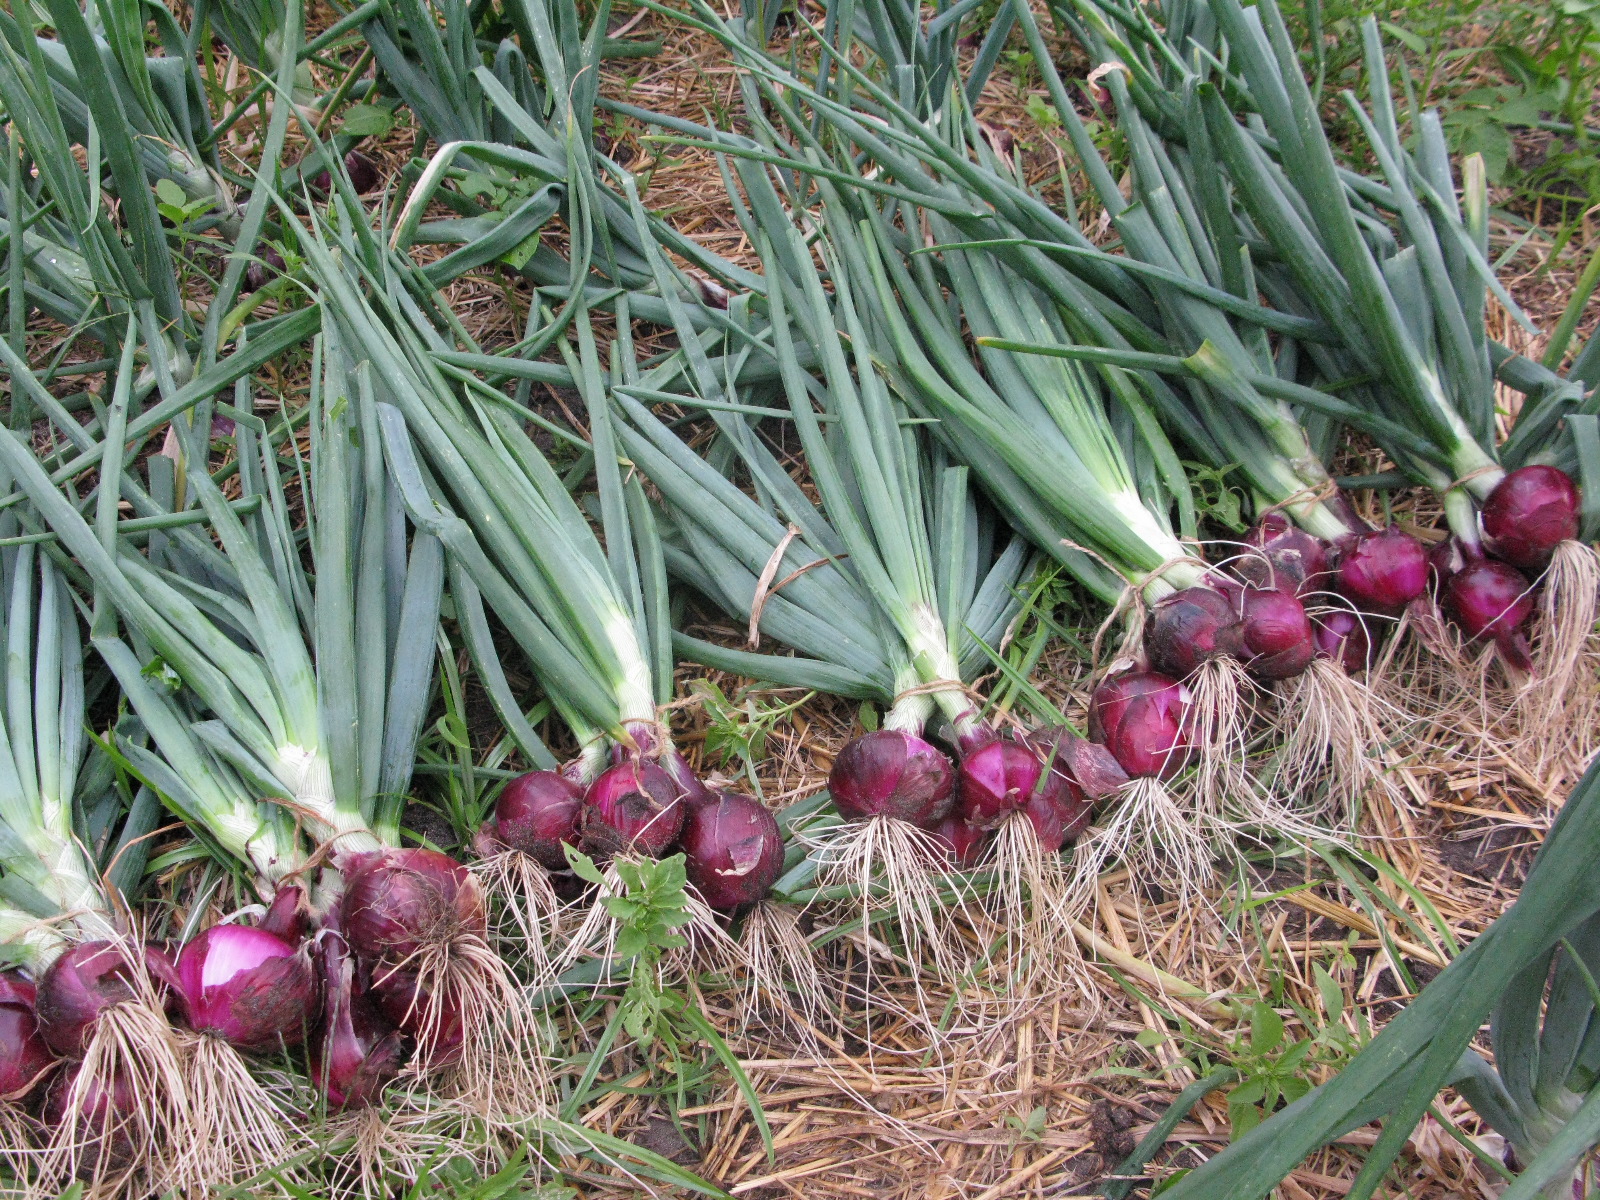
top-left (1482, 465), bottom-right (1581, 570)
top-left (828, 729), bottom-right (955, 826)
top-left (1238, 587), bottom-right (1315, 679)
top-left (1146, 587), bottom-right (1244, 678)
top-left (579, 762), bottom-right (687, 858)
top-left (311, 930), bottom-right (409, 1111)
top-left (1089, 672), bottom-right (1193, 781)
top-left (957, 739), bottom-right (1089, 850)
top-left (1312, 611), bottom-right (1373, 674)
top-left (42, 1062), bottom-right (136, 1172)
top-left (260, 883), bottom-right (311, 945)
top-left (0, 970), bottom-right (55, 1097)
top-left (175, 926), bottom-right (316, 1052)
top-left (34, 943), bottom-right (167, 1059)
top-left (929, 816), bottom-right (991, 869)
top-left (1336, 528), bottom-right (1429, 615)
top-left (1240, 513), bottom-right (1331, 598)
top-left (1026, 726), bottom-right (1129, 802)
top-left (492, 770), bottom-right (584, 871)
top-left (679, 792), bottom-right (786, 911)
top-left (341, 849), bottom-right (488, 968)
top-left (1444, 559), bottom-right (1535, 670)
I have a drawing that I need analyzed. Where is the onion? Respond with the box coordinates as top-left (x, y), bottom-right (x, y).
top-left (827, 729), bottom-right (956, 826)
top-left (175, 926), bottom-right (317, 1052)
top-left (1312, 611), bottom-right (1373, 673)
top-left (957, 739), bottom-right (1090, 851)
top-left (341, 848), bottom-right (488, 967)
top-left (1088, 671), bottom-right (1193, 781)
top-left (260, 883), bottom-right (310, 945)
top-left (1237, 586), bottom-right (1315, 679)
top-left (0, 970), bottom-right (55, 1097)
top-left (1443, 559), bottom-right (1535, 670)
top-left (42, 1062), bottom-right (136, 1172)
top-left (1336, 527), bottom-right (1428, 614)
top-left (1240, 513), bottom-right (1331, 597)
top-left (311, 150), bottom-right (379, 194)
top-left (1427, 536), bottom-right (1470, 595)
top-left (1027, 726), bottom-right (1130, 801)
top-left (1145, 587), bottom-right (1244, 677)
top-left (34, 943), bottom-right (174, 1059)
top-left (311, 931), bottom-right (409, 1111)
top-left (928, 815), bottom-right (990, 868)
top-left (679, 792), bottom-right (786, 911)
top-left (579, 761), bottom-right (687, 857)
top-left (491, 770), bottom-right (584, 870)
top-left (242, 246), bottom-right (286, 293)
top-left (369, 969), bottom-right (464, 1070)
top-left (1482, 465), bottom-right (1581, 570)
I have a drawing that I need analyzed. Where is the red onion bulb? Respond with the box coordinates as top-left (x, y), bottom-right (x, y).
top-left (1482, 465), bottom-right (1581, 570)
top-left (1336, 528), bottom-right (1428, 615)
top-left (1146, 587), bottom-right (1244, 678)
top-left (579, 762), bottom-right (687, 857)
top-left (1238, 586), bottom-right (1315, 679)
top-left (42, 1062), bottom-right (137, 1171)
top-left (311, 150), bottom-right (379, 194)
top-left (175, 926), bottom-right (316, 1051)
top-left (1089, 671), bottom-right (1194, 781)
top-left (1240, 513), bottom-right (1331, 597)
top-left (0, 970), bottom-right (55, 1096)
top-left (34, 943), bottom-right (171, 1059)
top-left (1443, 559), bottom-right (1535, 670)
top-left (827, 729), bottom-right (955, 827)
top-left (679, 792), bottom-right (786, 911)
top-left (312, 931), bottom-right (409, 1110)
top-left (928, 816), bottom-right (991, 869)
top-left (341, 849), bottom-right (488, 968)
top-left (1312, 611), bottom-right (1373, 673)
top-left (492, 770), bottom-right (584, 870)
top-left (956, 739), bottom-right (1090, 851)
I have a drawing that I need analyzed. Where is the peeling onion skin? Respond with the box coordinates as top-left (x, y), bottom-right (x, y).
top-left (1312, 611), bottom-right (1373, 674)
top-left (1146, 587), bottom-right (1244, 678)
top-left (679, 792), bottom-right (786, 911)
top-left (1482, 466), bottom-right (1582, 571)
top-left (1336, 528), bottom-right (1429, 615)
top-left (1089, 672), bottom-right (1194, 782)
top-left (828, 729), bottom-right (955, 826)
top-left (492, 770), bottom-right (584, 871)
top-left (929, 816), bottom-right (991, 869)
top-left (0, 970), bottom-right (55, 1097)
top-left (956, 739), bottom-right (1090, 851)
top-left (175, 926), bottom-right (317, 1052)
top-left (311, 929), bottom-right (409, 1111)
top-left (341, 849), bottom-right (488, 967)
top-left (1444, 559), bottom-right (1536, 670)
top-left (579, 762), bottom-right (687, 858)
top-left (260, 883), bottom-right (311, 945)
top-left (1240, 513), bottom-right (1331, 598)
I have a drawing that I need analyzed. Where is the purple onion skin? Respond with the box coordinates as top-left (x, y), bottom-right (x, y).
top-left (260, 883), bottom-right (310, 945)
top-left (312, 930), bottom-right (409, 1111)
top-left (1089, 672), bottom-right (1194, 782)
top-left (1444, 560), bottom-right (1535, 670)
top-left (579, 762), bottom-right (687, 858)
top-left (828, 729), bottom-right (955, 826)
top-left (1026, 726), bottom-right (1129, 802)
top-left (492, 770), bottom-right (584, 871)
top-left (341, 849), bottom-right (488, 968)
top-left (1482, 466), bottom-right (1581, 571)
top-left (0, 971), bottom-right (55, 1097)
top-left (957, 739), bottom-right (1089, 851)
top-left (1428, 536), bottom-right (1470, 596)
top-left (370, 970), bottom-right (463, 1071)
top-left (1313, 611), bottom-right (1373, 674)
top-left (175, 926), bottom-right (316, 1052)
top-left (43, 1063), bottom-right (136, 1172)
top-left (1240, 513), bottom-right (1331, 598)
top-left (1146, 587), bottom-right (1245, 678)
top-left (929, 816), bottom-right (991, 869)
top-left (1336, 528), bottom-right (1429, 615)
top-left (35, 943), bottom-right (173, 1059)
top-left (1238, 587), bottom-right (1315, 679)
top-left (679, 792), bottom-right (785, 911)
top-left (242, 246), bottom-right (286, 293)
top-left (311, 150), bottom-right (379, 194)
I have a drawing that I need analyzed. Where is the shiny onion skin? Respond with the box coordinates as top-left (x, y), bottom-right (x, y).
top-left (579, 762), bottom-right (687, 857)
top-left (175, 926), bottom-right (316, 1051)
top-left (1237, 587), bottom-right (1315, 679)
top-left (956, 739), bottom-right (1091, 851)
top-left (34, 943), bottom-right (174, 1059)
top-left (929, 816), bottom-right (991, 868)
top-left (0, 970), bottom-right (55, 1097)
top-left (491, 770), bottom-right (584, 871)
top-left (1239, 513), bottom-right (1331, 598)
top-left (341, 849), bottom-right (488, 967)
top-left (679, 792), bottom-right (786, 911)
top-left (1335, 527), bottom-right (1429, 615)
top-left (1444, 559), bottom-right (1535, 670)
top-left (1089, 672), bottom-right (1193, 781)
top-left (827, 729), bottom-right (955, 826)
top-left (1312, 611), bottom-right (1373, 674)
top-left (1146, 587), bottom-right (1244, 678)
top-left (312, 930), bottom-right (409, 1111)
top-left (1482, 465), bottom-right (1582, 570)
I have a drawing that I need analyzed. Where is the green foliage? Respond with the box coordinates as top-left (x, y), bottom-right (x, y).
top-left (689, 679), bottom-right (812, 795)
top-left (1184, 461), bottom-right (1250, 534)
